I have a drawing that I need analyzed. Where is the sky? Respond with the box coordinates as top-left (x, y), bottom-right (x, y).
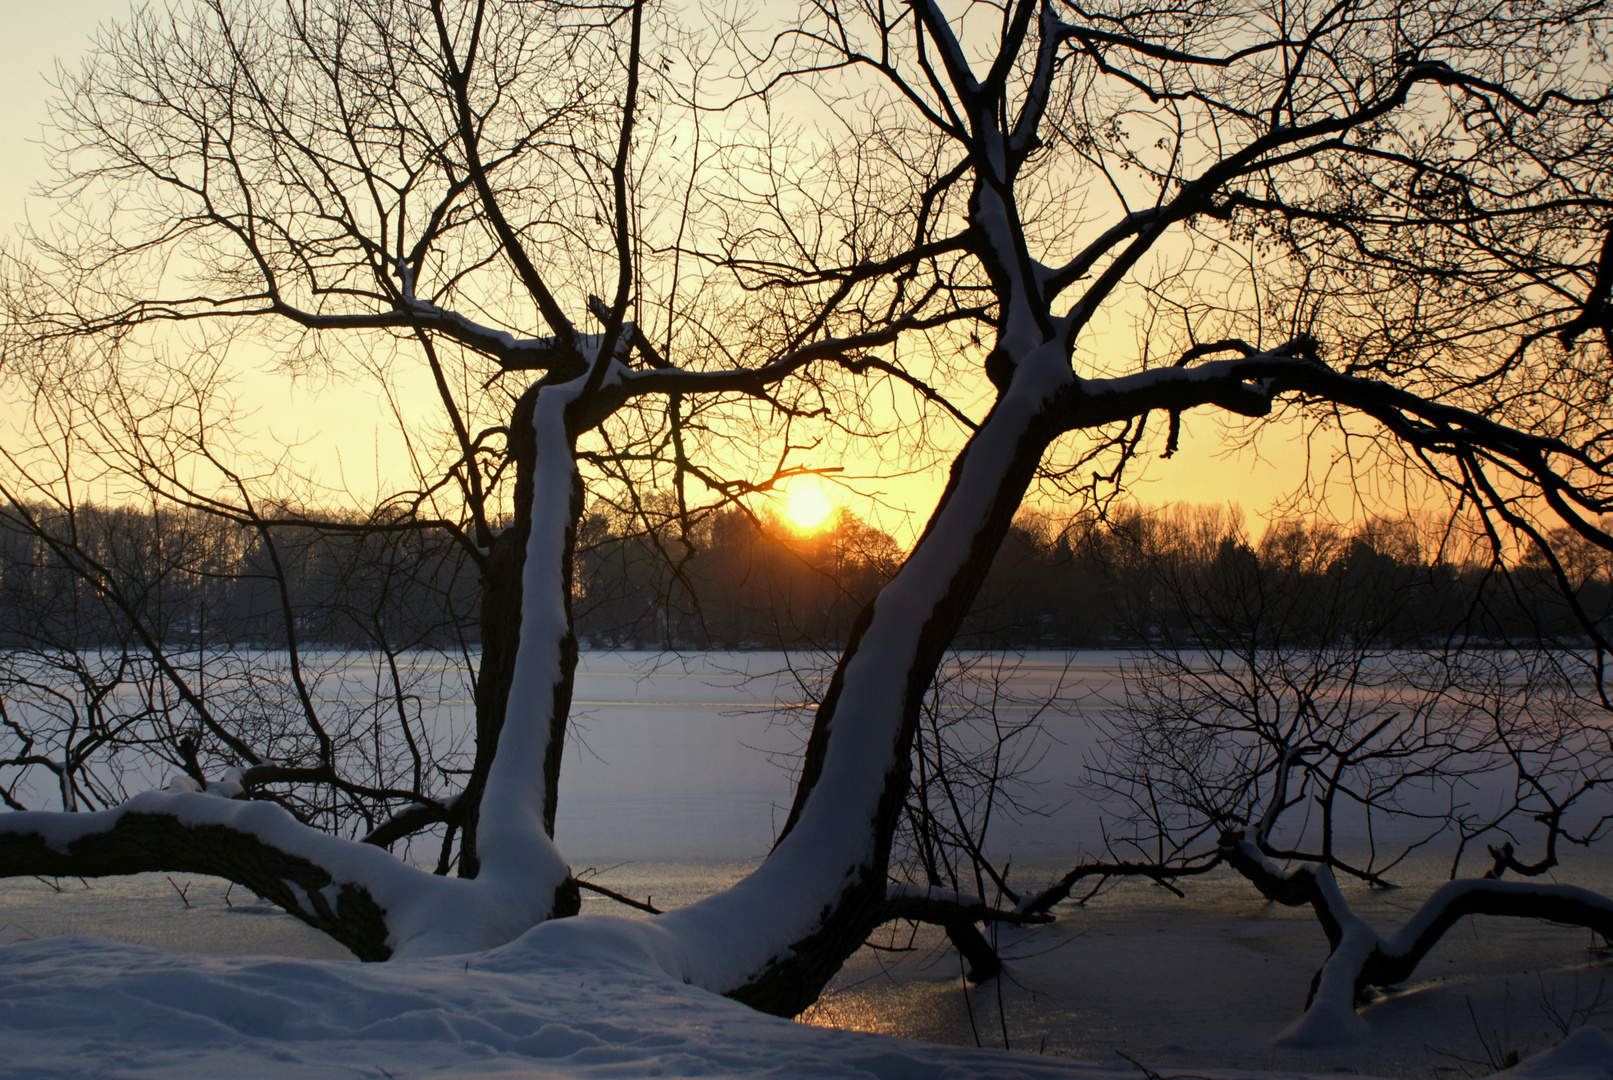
top-left (0, 4), bottom-right (131, 230)
top-left (0, 2), bottom-right (469, 522)
top-left (0, 2), bottom-right (1330, 541)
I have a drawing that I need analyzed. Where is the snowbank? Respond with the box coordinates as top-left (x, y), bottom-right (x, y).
top-left (1502, 1029), bottom-right (1613, 1080)
top-left (0, 924), bottom-right (1134, 1079)
top-left (3, 902), bottom-right (1612, 1079)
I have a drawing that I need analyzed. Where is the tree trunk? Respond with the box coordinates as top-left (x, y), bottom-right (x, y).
top-left (458, 377), bottom-right (584, 914)
top-left (458, 381), bottom-right (584, 901)
top-left (655, 344), bottom-right (1075, 1014)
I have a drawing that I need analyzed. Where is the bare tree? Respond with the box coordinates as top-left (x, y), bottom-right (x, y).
top-left (3, 0), bottom-right (1613, 1025)
top-left (716, 0), bottom-right (1613, 1015)
top-left (1024, 510), bottom-right (1613, 1040)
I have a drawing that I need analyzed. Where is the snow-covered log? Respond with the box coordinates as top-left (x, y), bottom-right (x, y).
top-left (0, 796), bottom-right (394, 959)
top-left (1220, 833), bottom-right (1613, 1046)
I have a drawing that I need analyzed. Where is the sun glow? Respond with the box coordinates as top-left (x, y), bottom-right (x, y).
top-left (782, 478), bottom-right (835, 533)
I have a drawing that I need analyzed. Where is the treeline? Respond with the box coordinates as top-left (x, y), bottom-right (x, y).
top-left (575, 505), bottom-right (901, 648)
top-left (0, 500), bottom-right (903, 652)
top-left (0, 499), bottom-right (1606, 653)
top-left (964, 505), bottom-right (1613, 649)
top-left (0, 505), bottom-right (479, 652)
top-left (580, 500), bottom-right (1612, 649)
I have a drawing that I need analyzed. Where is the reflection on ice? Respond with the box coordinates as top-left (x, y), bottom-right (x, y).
top-left (801, 865), bottom-right (1613, 1076)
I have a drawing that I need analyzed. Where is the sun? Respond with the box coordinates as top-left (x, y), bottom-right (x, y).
top-left (782, 478), bottom-right (835, 532)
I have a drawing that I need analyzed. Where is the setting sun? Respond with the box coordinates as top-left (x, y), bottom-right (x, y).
top-left (783, 478), bottom-right (835, 532)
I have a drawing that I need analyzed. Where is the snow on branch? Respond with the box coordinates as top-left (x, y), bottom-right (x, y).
top-left (0, 793), bottom-right (413, 960)
top-left (1007, 5), bottom-right (1077, 158)
top-left (1219, 832), bottom-right (1613, 1047)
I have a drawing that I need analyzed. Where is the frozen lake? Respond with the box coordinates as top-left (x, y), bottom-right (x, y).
top-left (0, 648), bottom-right (1112, 863)
top-left (553, 650), bottom-right (1111, 863)
top-left (1, 647), bottom-right (1565, 865)
top-left (4, 649), bottom-right (1613, 1075)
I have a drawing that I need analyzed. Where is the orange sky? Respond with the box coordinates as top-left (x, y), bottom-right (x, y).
top-left (0, 3), bottom-right (1341, 545)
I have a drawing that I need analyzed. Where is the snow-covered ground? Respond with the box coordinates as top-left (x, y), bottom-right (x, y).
top-left (3, 893), bottom-right (1612, 1080)
top-left (5, 864), bottom-right (1613, 1079)
top-left (3, 917), bottom-right (1154, 1080)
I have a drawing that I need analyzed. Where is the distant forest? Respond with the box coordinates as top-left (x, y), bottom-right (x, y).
top-left (0, 499), bottom-right (1606, 655)
top-left (582, 502), bottom-right (1612, 650)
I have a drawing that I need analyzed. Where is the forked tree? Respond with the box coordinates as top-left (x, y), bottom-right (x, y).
top-left (1046, 512), bottom-right (1613, 1040)
top-left (3, 0), bottom-right (1613, 1024)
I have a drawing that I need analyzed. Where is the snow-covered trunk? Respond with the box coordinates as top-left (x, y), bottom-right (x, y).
top-left (458, 385), bottom-right (579, 887)
top-left (656, 343), bottom-right (1074, 1015)
top-left (454, 380), bottom-right (581, 918)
